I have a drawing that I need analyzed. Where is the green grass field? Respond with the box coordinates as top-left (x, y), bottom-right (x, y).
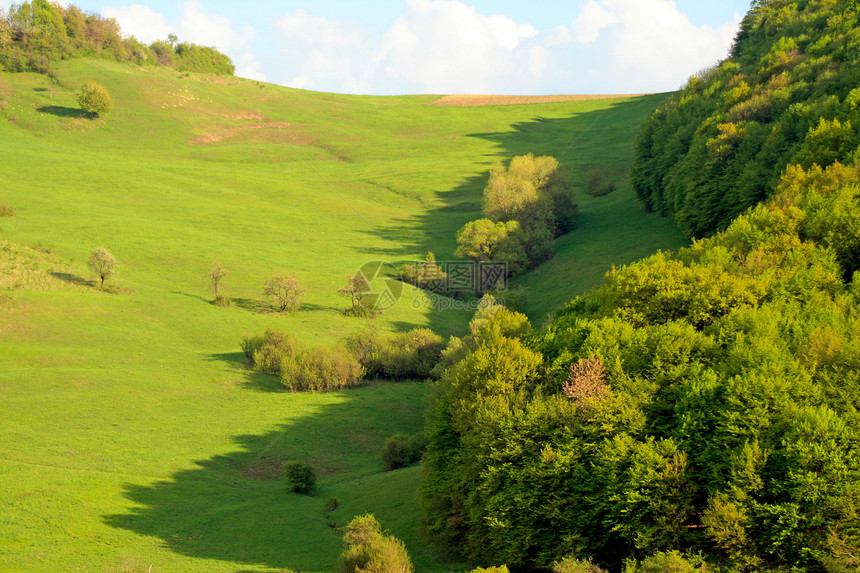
top-left (0, 59), bottom-right (683, 572)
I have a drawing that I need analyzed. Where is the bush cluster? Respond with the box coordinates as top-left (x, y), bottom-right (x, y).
top-left (455, 154), bottom-right (577, 279)
top-left (380, 432), bottom-right (426, 471)
top-left (282, 461), bottom-right (316, 495)
top-left (345, 327), bottom-right (444, 380)
top-left (337, 514), bottom-right (413, 573)
top-left (242, 329), bottom-right (364, 392)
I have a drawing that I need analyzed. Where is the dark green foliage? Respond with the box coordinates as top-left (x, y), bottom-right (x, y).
top-left (337, 514), bottom-right (414, 573)
top-left (585, 169), bottom-right (616, 197)
top-left (0, 2), bottom-right (233, 75)
top-left (381, 432), bottom-right (426, 471)
top-left (632, 0), bottom-right (860, 238)
top-left (345, 327), bottom-right (445, 380)
top-left (422, 157), bottom-right (860, 571)
top-left (77, 80), bottom-right (112, 116)
top-left (282, 461), bottom-right (316, 495)
top-left (280, 345), bottom-right (365, 392)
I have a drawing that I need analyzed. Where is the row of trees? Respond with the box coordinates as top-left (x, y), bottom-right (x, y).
top-left (632, 0), bottom-right (860, 238)
top-left (0, 1), bottom-right (233, 75)
top-left (455, 154), bottom-right (577, 278)
top-left (421, 159), bottom-right (860, 571)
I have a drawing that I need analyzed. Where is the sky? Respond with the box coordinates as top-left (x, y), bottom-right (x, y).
top-left (4, 0), bottom-right (753, 95)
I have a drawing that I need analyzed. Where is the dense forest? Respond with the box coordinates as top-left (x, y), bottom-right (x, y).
top-left (423, 1), bottom-right (860, 571)
top-left (0, 0), bottom-right (234, 75)
top-left (631, 0), bottom-right (860, 238)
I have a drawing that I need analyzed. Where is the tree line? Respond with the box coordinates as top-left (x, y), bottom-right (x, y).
top-left (0, 0), bottom-right (234, 75)
top-left (632, 0), bottom-right (860, 238)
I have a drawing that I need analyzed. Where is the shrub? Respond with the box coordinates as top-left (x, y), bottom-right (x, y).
top-left (283, 462), bottom-right (316, 495)
top-left (585, 169), bottom-right (615, 197)
top-left (240, 333), bottom-right (266, 360)
top-left (345, 327), bottom-right (445, 380)
top-left (280, 345), bottom-right (365, 392)
top-left (623, 552), bottom-right (709, 573)
top-left (337, 514), bottom-right (413, 573)
top-left (326, 497), bottom-right (340, 511)
top-left (77, 80), bottom-right (113, 117)
top-left (469, 567), bottom-right (510, 573)
top-left (381, 432), bottom-right (426, 471)
top-left (0, 199), bottom-right (14, 217)
top-left (249, 329), bottom-right (301, 375)
top-left (554, 556), bottom-right (607, 573)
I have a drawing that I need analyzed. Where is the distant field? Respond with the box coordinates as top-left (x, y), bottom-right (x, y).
top-left (431, 93), bottom-right (649, 106)
top-left (0, 59), bottom-right (681, 572)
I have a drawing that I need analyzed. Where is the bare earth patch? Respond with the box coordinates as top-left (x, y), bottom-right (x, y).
top-left (189, 121), bottom-right (316, 146)
top-left (430, 94), bottom-right (647, 107)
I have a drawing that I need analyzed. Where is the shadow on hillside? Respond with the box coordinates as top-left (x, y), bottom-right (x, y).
top-left (356, 94), bottom-right (671, 334)
top-left (103, 384), bottom-right (430, 572)
top-left (49, 271), bottom-right (93, 287)
top-left (207, 351), bottom-right (285, 392)
top-left (36, 105), bottom-right (87, 118)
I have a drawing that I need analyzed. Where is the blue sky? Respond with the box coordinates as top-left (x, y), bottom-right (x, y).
top-left (5, 0), bottom-right (752, 95)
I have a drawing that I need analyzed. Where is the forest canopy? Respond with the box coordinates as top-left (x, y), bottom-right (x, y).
top-left (0, 0), bottom-right (234, 75)
top-left (631, 0), bottom-right (860, 238)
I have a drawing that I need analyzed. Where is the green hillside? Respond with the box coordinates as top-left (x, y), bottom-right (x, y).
top-left (0, 58), bottom-right (679, 572)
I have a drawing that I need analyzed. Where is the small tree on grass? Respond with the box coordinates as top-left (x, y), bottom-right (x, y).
top-left (78, 80), bottom-right (113, 117)
top-left (339, 273), bottom-right (372, 317)
top-left (208, 261), bottom-right (228, 306)
top-left (337, 514), bottom-right (413, 573)
top-left (283, 462), bottom-right (316, 495)
top-left (88, 247), bottom-right (116, 289)
top-left (264, 273), bottom-right (303, 313)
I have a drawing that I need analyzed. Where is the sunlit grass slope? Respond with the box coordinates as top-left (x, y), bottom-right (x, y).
top-left (0, 59), bottom-right (681, 572)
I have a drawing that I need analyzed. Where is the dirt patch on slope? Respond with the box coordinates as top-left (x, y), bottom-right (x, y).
top-left (430, 94), bottom-right (647, 107)
top-left (189, 121), bottom-right (315, 146)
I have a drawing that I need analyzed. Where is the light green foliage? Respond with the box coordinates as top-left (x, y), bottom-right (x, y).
top-left (469, 567), bottom-right (510, 573)
top-left (553, 556), bottom-right (607, 573)
top-left (77, 80), bottom-right (113, 116)
top-left (623, 551), bottom-right (710, 573)
top-left (456, 154), bottom-right (576, 279)
top-left (0, 2), bottom-right (233, 74)
top-left (87, 246), bottom-right (116, 288)
top-left (280, 345), bottom-right (365, 392)
top-left (337, 514), bottom-right (414, 573)
top-left (346, 327), bottom-right (445, 380)
top-left (245, 328), bottom-right (301, 375)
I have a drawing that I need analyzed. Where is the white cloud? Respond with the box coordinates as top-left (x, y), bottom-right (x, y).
top-left (572, 0), bottom-right (617, 44)
top-left (103, 1), bottom-right (265, 82)
top-left (102, 4), bottom-right (170, 44)
top-left (565, 0), bottom-right (741, 92)
top-left (275, 0), bottom-right (542, 95)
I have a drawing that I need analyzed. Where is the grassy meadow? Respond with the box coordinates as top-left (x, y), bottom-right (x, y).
top-left (0, 59), bottom-right (683, 572)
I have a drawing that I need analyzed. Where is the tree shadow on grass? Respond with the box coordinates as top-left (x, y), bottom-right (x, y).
top-left (49, 271), bottom-right (93, 287)
top-left (207, 351), bottom-right (284, 393)
top-left (103, 383), bottom-right (431, 572)
top-left (36, 105), bottom-right (88, 118)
